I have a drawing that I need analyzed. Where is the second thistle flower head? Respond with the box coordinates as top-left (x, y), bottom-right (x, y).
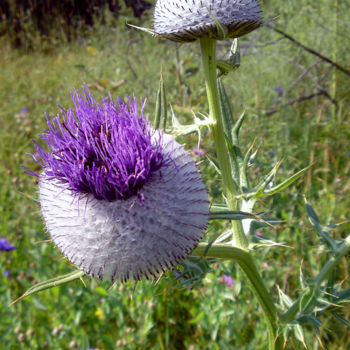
top-left (153, 0), bottom-right (262, 42)
top-left (29, 88), bottom-right (209, 282)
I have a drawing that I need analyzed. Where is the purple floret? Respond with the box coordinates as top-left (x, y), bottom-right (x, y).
top-left (222, 275), bottom-right (234, 287)
top-left (273, 87), bottom-right (284, 96)
top-left (0, 238), bottom-right (16, 252)
top-left (28, 87), bottom-right (168, 201)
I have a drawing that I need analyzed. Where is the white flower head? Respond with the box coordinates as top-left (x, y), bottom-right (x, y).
top-left (153, 0), bottom-right (262, 42)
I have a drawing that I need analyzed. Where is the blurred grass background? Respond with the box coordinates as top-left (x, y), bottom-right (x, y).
top-left (0, 0), bottom-right (349, 349)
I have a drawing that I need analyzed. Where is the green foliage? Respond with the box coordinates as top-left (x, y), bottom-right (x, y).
top-left (0, 1), bottom-right (349, 349)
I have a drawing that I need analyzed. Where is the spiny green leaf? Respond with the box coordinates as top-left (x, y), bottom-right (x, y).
top-left (297, 314), bottom-right (322, 328)
top-left (95, 286), bottom-right (109, 297)
top-left (336, 288), bottom-right (350, 302)
top-left (206, 154), bottom-right (221, 176)
top-left (332, 313), bottom-right (350, 328)
top-left (211, 203), bottom-right (229, 212)
top-left (316, 288), bottom-right (350, 315)
top-left (160, 67), bottom-right (167, 130)
top-left (305, 199), bottom-right (321, 227)
top-left (217, 78), bottom-right (234, 143)
top-left (305, 197), bottom-right (337, 251)
top-left (249, 217), bottom-right (284, 230)
top-left (154, 65), bottom-right (167, 130)
top-left (251, 160), bottom-right (282, 198)
top-left (231, 111), bottom-right (245, 147)
top-left (299, 262), bottom-right (306, 290)
top-left (127, 23), bottom-right (155, 36)
top-left (11, 270), bottom-right (85, 305)
top-left (215, 230), bottom-right (233, 243)
top-left (282, 327), bottom-right (290, 348)
top-left (154, 86), bottom-right (161, 129)
top-left (299, 287), bottom-right (319, 314)
top-left (241, 138), bottom-right (257, 190)
top-left (293, 324), bottom-right (307, 348)
top-left (217, 39), bottom-right (240, 76)
top-left (217, 60), bottom-right (238, 76)
top-left (210, 210), bottom-right (274, 228)
top-left (218, 79), bottom-right (240, 187)
top-left (170, 107), bottom-right (212, 137)
top-left (227, 39), bottom-right (240, 68)
top-left (210, 210), bottom-right (257, 221)
top-left (277, 285), bottom-right (293, 310)
top-left (264, 166), bottom-right (310, 196)
top-left (223, 133), bottom-right (240, 189)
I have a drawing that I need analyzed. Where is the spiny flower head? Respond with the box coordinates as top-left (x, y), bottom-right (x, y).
top-left (29, 88), bottom-right (209, 282)
top-left (153, 0), bottom-right (262, 42)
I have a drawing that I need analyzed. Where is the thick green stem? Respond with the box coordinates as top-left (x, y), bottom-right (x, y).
top-left (193, 243), bottom-right (283, 350)
top-left (199, 36), bottom-right (284, 349)
top-left (200, 37), bottom-right (248, 249)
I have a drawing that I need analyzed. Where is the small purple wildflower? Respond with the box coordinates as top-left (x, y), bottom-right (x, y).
top-left (4, 270), bottom-right (10, 278)
top-left (20, 107), bottom-right (29, 114)
top-left (28, 87), bottom-right (167, 201)
top-left (222, 275), bottom-right (234, 287)
top-left (0, 238), bottom-right (16, 252)
top-left (193, 147), bottom-right (205, 156)
top-left (273, 87), bottom-right (284, 96)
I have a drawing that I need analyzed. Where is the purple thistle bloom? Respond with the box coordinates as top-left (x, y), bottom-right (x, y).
top-left (29, 88), bottom-right (166, 201)
top-left (0, 238), bottom-right (16, 252)
top-left (29, 88), bottom-right (209, 282)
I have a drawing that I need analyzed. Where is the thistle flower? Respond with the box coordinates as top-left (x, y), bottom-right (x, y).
top-left (153, 0), bottom-right (262, 42)
top-left (29, 88), bottom-right (209, 282)
top-left (0, 238), bottom-right (16, 252)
